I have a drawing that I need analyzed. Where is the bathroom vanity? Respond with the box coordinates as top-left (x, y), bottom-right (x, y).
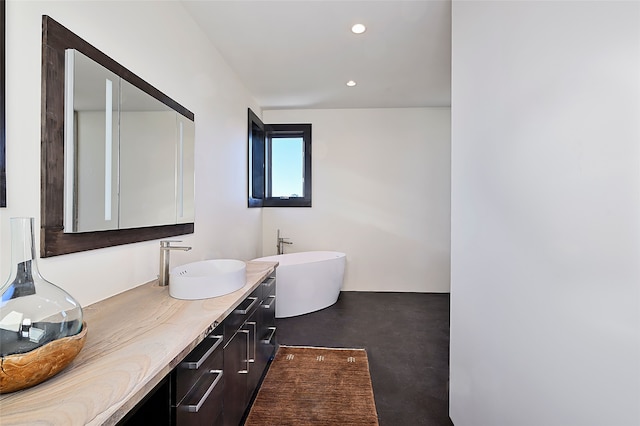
top-left (0, 261), bottom-right (277, 426)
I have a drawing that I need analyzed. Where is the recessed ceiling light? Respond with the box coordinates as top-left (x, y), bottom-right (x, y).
top-left (351, 24), bottom-right (366, 34)
top-left (346, 80), bottom-right (357, 87)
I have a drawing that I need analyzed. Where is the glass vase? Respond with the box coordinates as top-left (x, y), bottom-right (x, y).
top-left (0, 217), bottom-right (85, 392)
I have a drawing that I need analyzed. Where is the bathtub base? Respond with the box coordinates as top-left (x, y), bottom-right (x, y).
top-left (252, 251), bottom-right (346, 318)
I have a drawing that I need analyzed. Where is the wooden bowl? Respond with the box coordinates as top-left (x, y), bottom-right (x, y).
top-left (0, 322), bottom-right (88, 394)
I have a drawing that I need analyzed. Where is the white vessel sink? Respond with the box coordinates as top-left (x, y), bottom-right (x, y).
top-left (169, 259), bottom-right (247, 300)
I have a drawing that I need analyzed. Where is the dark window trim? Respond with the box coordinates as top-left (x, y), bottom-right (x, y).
top-left (247, 109), bottom-right (312, 208)
top-left (248, 108), bottom-right (265, 207)
top-left (263, 123), bottom-right (312, 207)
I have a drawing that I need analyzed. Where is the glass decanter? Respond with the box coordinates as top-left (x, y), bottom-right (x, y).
top-left (0, 217), bottom-right (83, 357)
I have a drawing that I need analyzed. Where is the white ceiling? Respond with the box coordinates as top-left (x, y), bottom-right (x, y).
top-left (181, 0), bottom-right (451, 110)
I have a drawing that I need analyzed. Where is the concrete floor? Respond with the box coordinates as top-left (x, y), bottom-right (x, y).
top-left (273, 291), bottom-right (453, 426)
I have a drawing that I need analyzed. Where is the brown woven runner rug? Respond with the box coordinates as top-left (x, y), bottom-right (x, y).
top-left (245, 346), bottom-right (379, 425)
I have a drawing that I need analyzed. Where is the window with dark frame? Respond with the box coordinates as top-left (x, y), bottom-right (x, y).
top-left (248, 109), bottom-right (312, 208)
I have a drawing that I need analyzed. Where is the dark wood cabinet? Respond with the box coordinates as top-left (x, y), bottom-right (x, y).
top-left (223, 273), bottom-right (276, 426)
top-left (175, 326), bottom-right (225, 426)
top-left (223, 326), bottom-right (249, 426)
top-left (118, 272), bottom-right (276, 426)
top-left (117, 375), bottom-right (173, 426)
top-left (258, 275), bottom-right (277, 370)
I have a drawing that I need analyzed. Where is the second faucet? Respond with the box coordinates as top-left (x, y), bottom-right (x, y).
top-left (276, 229), bottom-right (293, 255)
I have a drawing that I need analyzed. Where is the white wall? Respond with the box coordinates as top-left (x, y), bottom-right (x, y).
top-left (450, 2), bottom-right (640, 425)
top-left (262, 108), bottom-right (450, 292)
top-left (2, 1), bottom-right (263, 306)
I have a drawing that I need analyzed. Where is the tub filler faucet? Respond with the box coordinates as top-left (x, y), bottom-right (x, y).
top-left (277, 229), bottom-right (293, 255)
top-left (159, 240), bottom-right (192, 286)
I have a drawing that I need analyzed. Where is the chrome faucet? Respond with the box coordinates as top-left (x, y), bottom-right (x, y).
top-left (276, 229), bottom-right (293, 255)
top-left (159, 240), bottom-right (192, 286)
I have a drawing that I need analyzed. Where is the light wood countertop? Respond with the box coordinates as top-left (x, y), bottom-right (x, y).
top-left (0, 260), bottom-right (277, 426)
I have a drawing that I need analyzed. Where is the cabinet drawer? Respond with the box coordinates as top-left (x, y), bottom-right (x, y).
top-left (261, 293), bottom-right (276, 309)
top-left (260, 295), bottom-right (277, 363)
top-left (261, 274), bottom-right (276, 332)
top-left (224, 286), bottom-right (261, 344)
top-left (175, 367), bottom-right (224, 425)
top-left (176, 328), bottom-right (224, 403)
top-left (261, 295), bottom-right (276, 326)
top-left (261, 275), bottom-right (276, 299)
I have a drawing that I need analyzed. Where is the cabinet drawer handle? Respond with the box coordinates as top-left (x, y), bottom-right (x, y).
top-left (184, 370), bottom-right (223, 413)
top-left (181, 335), bottom-right (222, 370)
top-left (238, 329), bottom-right (250, 374)
top-left (262, 277), bottom-right (275, 290)
top-left (260, 327), bottom-right (276, 345)
top-left (233, 297), bottom-right (258, 315)
top-left (246, 321), bottom-right (257, 363)
top-left (261, 295), bottom-right (276, 309)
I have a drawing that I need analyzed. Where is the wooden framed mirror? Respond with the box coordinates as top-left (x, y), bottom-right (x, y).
top-left (41, 16), bottom-right (194, 257)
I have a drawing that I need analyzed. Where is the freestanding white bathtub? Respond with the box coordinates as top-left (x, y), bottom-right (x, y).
top-left (252, 251), bottom-right (346, 318)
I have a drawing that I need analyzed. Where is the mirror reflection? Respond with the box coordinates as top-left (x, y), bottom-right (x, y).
top-left (63, 49), bottom-right (195, 233)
